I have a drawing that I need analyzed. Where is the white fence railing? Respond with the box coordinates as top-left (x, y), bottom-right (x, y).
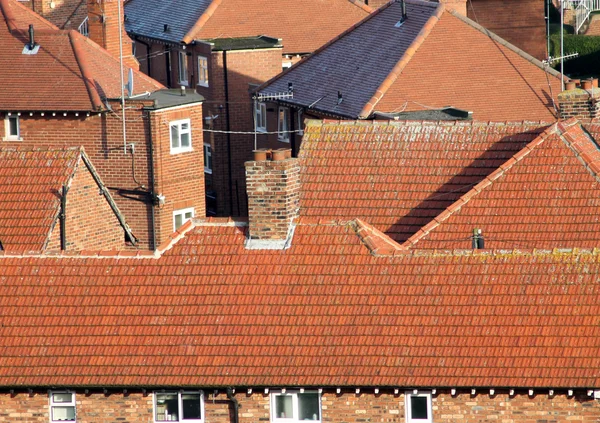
top-left (78, 16), bottom-right (89, 37)
top-left (561, 0), bottom-right (600, 33)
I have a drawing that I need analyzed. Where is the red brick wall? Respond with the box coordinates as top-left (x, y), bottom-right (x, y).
top-left (468, 0), bottom-right (547, 60)
top-left (46, 157), bottom-right (125, 251)
top-left (148, 103), bottom-right (205, 244)
top-left (0, 390), bottom-right (598, 423)
top-left (20, 0), bottom-right (88, 30)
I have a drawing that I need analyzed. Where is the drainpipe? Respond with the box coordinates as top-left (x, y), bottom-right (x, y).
top-left (165, 45), bottom-right (172, 87)
top-left (226, 388), bottom-right (239, 423)
top-left (147, 111), bottom-right (157, 250)
top-left (60, 185), bottom-right (69, 250)
top-left (135, 36), bottom-right (152, 77)
top-left (223, 50), bottom-right (234, 216)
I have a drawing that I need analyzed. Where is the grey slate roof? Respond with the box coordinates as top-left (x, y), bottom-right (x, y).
top-left (125, 0), bottom-right (211, 43)
top-left (257, 0), bottom-right (438, 118)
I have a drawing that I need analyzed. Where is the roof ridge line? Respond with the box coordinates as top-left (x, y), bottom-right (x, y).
top-left (154, 218), bottom-right (197, 256)
top-left (254, 0), bottom-right (385, 95)
top-left (400, 121), bottom-right (561, 249)
top-left (0, 0), bottom-right (59, 31)
top-left (447, 8), bottom-right (563, 81)
top-left (68, 30), bottom-right (104, 111)
top-left (0, 0), bottom-right (17, 31)
top-left (358, 3), bottom-right (445, 118)
top-left (182, 0), bottom-right (224, 44)
top-left (557, 118), bottom-right (600, 181)
top-left (354, 218), bottom-right (404, 256)
top-left (346, 0), bottom-right (373, 14)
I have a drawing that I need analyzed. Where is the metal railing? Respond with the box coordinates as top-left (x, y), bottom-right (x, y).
top-left (78, 16), bottom-right (89, 37)
top-left (562, 0), bottom-right (600, 33)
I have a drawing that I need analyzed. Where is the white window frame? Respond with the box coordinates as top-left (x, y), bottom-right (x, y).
top-left (49, 391), bottom-right (76, 423)
top-left (297, 110), bottom-right (304, 136)
top-left (203, 143), bottom-right (212, 174)
top-left (277, 106), bottom-right (290, 142)
top-left (178, 51), bottom-right (189, 86)
top-left (154, 391), bottom-right (204, 423)
top-left (255, 101), bottom-right (267, 132)
top-left (170, 118), bottom-right (192, 154)
top-left (173, 207), bottom-right (194, 231)
top-left (405, 391), bottom-right (432, 423)
top-left (270, 390), bottom-right (321, 423)
top-left (4, 114), bottom-right (21, 141)
top-left (197, 56), bottom-right (209, 87)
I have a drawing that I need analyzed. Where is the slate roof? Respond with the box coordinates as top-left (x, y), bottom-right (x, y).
top-left (299, 119), bottom-right (551, 243)
top-left (0, 0), bottom-right (162, 111)
top-left (402, 119), bottom-right (600, 250)
top-left (258, 0), bottom-right (562, 121)
top-left (0, 148), bottom-right (134, 252)
top-left (0, 217), bottom-right (599, 388)
top-left (125, 0), bottom-right (370, 54)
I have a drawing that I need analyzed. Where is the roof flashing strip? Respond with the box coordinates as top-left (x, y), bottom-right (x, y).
top-left (245, 224), bottom-right (296, 250)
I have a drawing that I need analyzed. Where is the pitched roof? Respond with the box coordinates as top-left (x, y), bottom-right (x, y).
top-left (401, 119), bottom-right (600, 250)
top-left (0, 218), bottom-right (599, 388)
top-left (299, 119), bottom-right (550, 243)
top-left (258, 0), bottom-right (562, 121)
top-left (0, 147), bottom-right (134, 252)
top-left (0, 0), bottom-right (162, 111)
top-left (125, 0), bottom-right (370, 54)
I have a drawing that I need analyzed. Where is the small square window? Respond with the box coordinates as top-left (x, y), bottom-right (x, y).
top-left (271, 391), bottom-right (321, 423)
top-left (4, 115), bottom-right (20, 141)
top-left (405, 391), bottom-right (432, 423)
top-left (203, 143), bottom-right (212, 174)
top-left (170, 119), bottom-right (192, 154)
top-left (178, 51), bottom-right (189, 86)
top-left (278, 106), bottom-right (290, 142)
top-left (50, 391), bottom-right (76, 423)
top-left (198, 56), bottom-right (209, 87)
top-left (173, 207), bottom-right (194, 231)
top-left (155, 391), bottom-right (204, 423)
top-left (255, 101), bottom-right (267, 132)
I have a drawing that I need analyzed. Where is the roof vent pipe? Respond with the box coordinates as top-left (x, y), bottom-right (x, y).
top-left (401, 0), bottom-right (407, 22)
top-left (472, 228), bottom-right (484, 250)
top-left (28, 24), bottom-right (35, 49)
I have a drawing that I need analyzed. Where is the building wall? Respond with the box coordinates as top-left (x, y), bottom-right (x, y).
top-left (468, 0), bottom-right (547, 60)
top-left (0, 389), bottom-right (597, 423)
top-left (45, 159), bottom-right (125, 251)
top-left (20, 0), bottom-right (88, 30)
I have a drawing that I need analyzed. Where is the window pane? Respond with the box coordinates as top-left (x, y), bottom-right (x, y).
top-left (8, 117), bottom-right (18, 136)
top-left (410, 396), bottom-right (428, 420)
top-left (52, 406), bottom-right (75, 421)
top-left (181, 132), bottom-right (190, 148)
top-left (275, 395), bottom-right (293, 419)
top-left (171, 125), bottom-right (179, 148)
top-left (175, 214), bottom-right (183, 230)
top-left (52, 393), bottom-right (73, 403)
top-left (182, 393), bottom-right (202, 420)
top-left (184, 211), bottom-right (193, 219)
top-left (156, 393), bottom-right (179, 421)
top-left (298, 393), bottom-right (320, 421)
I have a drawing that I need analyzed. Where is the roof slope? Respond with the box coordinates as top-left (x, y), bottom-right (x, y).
top-left (299, 119), bottom-right (550, 243)
top-left (258, 0), bottom-right (561, 121)
top-left (0, 219), bottom-right (600, 388)
top-left (402, 119), bottom-right (600, 250)
top-left (125, 0), bottom-right (370, 54)
top-left (0, 0), bottom-right (162, 111)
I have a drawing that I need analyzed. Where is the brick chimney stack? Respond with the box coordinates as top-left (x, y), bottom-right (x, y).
top-left (87, 0), bottom-right (139, 69)
top-left (245, 149), bottom-right (300, 248)
top-left (438, 0), bottom-right (467, 15)
top-left (558, 79), bottom-right (600, 119)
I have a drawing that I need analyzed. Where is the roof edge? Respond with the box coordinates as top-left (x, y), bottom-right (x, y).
top-left (347, 0), bottom-right (373, 14)
top-left (182, 0), bottom-right (224, 44)
top-left (68, 30), bottom-right (105, 111)
top-left (0, 0), bottom-right (17, 31)
top-left (354, 218), bottom-right (405, 256)
top-left (358, 2), bottom-right (444, 118)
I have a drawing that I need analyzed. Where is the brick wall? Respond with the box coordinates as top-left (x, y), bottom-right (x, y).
top-left (46, 157), bottom-right (125, 251)
top-left (558, 87), bottom-right (600, 119)
top-left (468, 0), bottom-right (547, 60)
top-left (0, 389), bottom-right (598, 423)
top-left (20, 0), bottom-right (88, 30)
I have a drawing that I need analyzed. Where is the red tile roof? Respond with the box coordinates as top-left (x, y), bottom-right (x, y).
top-left (299, 119), bottom-right (551, 243)
top-left (402, 119), bottom-right (600, 250)
top-left (0, 218), bottom-right (599, 388)
top-left (258, 0), bottom-right (562, 121)
top-left (0, 0), bottom-right (162, 111)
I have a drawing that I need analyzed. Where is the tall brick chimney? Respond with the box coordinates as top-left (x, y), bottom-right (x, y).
top-left (558, 79), bottom-right (600, 120)
top-left (87, 0), bottom-right (138, 69)
top-left (438, 0), bottom-right (467, 15)
top-left (245, 149), bottom-right (300, 249)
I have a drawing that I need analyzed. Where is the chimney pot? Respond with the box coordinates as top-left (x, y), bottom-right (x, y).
top-left (565, 81), bottom-right (576, 91)
top-left (253, 149), bottom-right (269, 161)
top-left (593, 78), bottom-right (599, 89)
top-left (582, 80), bottom-right (593, 90)
top-left (272, 149), bottom-right (287, 161)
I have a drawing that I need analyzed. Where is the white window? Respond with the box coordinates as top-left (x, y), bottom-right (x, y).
top-left (271, 391), bottom-right (321, 423)
top-left (278, 106), bottom-right (290, 142)
top-left (155, 391), bottom-right (204, 423)
top-left (197, 56), bottom-right (209, 87)
top-left (282, 61), bottom-right (292, 71)
top-left (178, 51), bottom-right (188, 85)
top-left (255, 101), bottom-right (266, 132)
top-left (49, 391), bottom-right (76, 423)
top-left (203, 143), bottom-right (212, 174)
top-left (405, 391), bottom-right (432, 423)
top-left (170, 119), bottom-right (192, 154)
top-left (4, 114), bottom-right (20, 140)
top-left (173, 207), bottom-right (194, 231)
top-left (297, 110), bottom-right (304, 135)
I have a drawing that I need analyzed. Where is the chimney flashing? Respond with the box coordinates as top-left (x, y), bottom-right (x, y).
top-left (244, 223), bottom-right (296, 250)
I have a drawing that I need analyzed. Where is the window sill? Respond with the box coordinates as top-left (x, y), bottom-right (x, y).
top-left (256, 128), bottom-right (267, 133)
top-left (277, 137), bottom-right (290, 143)
top-left (197, 82), bottom-right (209, 88)
top-left (170, 147), bottom-right (193, 155)
top-left (179, 81), bottom-right (189, 87)
top-left (204, 169), bottom-right (213, 174)
top-left (2, 137), bottom-right (23, 141)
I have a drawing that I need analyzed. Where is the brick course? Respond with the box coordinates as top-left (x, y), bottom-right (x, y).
top-left (558, 88), bottom-right (600, 119)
